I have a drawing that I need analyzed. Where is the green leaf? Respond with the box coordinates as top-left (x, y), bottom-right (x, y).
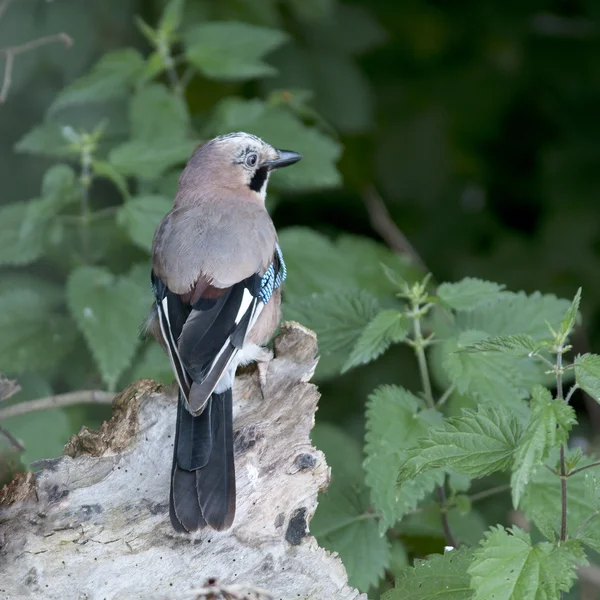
top-left (0, 290), bottom-right (78, 374)
top-left (117, 195), bottom-right (171, 252)
top-left (442, 330), bottom-right (541, 405)
top-left (453, 291), bottom-right (571, 341)
top-left (343, 310), bottom-right (409, 372)
top-left (557, 288), bottom-right (582, 345)
top-left (469, 526), bottom-right (581, 600)
top-left (210, 98), bottom-right (342, 190)
top-left (398, 405), bottom-right (521, 481)
top-left (574, 353), bottom-right (600, 402)
top-left (311, 423), bottom-right (389, 592)
top-left (49, 49), bottom-right (144, 112)
top-left (522, 451), bottom-right (600, 550)
top-left (14, 121), bottom-right (72, 158)
top-left (284, 290), bottom-right (379, 378)
top-left (0, 203), bottom-right (45, 266)
top-left (511, 386), bottom-right (576, 508)
top-left (157, 0), bottom-right (184, 38)
top-left (364, 385), bottom-right (444, 531)
top-left (108, 84), bottom-right (194, 179)
top-left (109, 140), bottom-right (196, 179)
top-left (67, 265), bottom-right (151, 390)
top-left (438, 278), bottom-right (506, 311)
top-left (460, 334), bottom-right (540, 356)
top-left (384, 548), bottom-right (474, 600)
top-left (185, 22), bottom-right (289, 80)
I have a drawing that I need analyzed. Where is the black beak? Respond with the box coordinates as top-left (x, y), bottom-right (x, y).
top-left (264, 149), bottom-right (302, 170)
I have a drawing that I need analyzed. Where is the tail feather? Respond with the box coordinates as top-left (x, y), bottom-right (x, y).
top-left (196, 389), bottom-right (236, 531)
top-left (170, 389), bottom-right (236, 532)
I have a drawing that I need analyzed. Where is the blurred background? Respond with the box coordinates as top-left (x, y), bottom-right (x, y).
top-left (1, 0), bottom-right (599, 593)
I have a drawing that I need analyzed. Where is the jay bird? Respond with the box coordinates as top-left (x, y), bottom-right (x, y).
top-left (147, 132), bottom-right (301, 533)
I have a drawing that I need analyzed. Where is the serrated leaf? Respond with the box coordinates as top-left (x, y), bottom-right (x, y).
top-left (522, 451), bottom-right (600, 551)
top-left (511, 386), bottom-right (576, 508)
top-left (67, 265), bottom-right (151, 390)
top-left (343, 310), bottom-right (409, 372)
top-left (443, 330), bottom-right (540, 405)
top-left (460, 334), bottom-right (540, 356)
top-left (574, 353), bottom-right (600, 402)
top-left (469, 526), bottom-right (581, 600)
top-left (117, 195), bottom-right (171, 252)
top-left (384, 547), bottom-right (474, 600)
top-left (210, 98), bottom-right (342, 190)
top-left (364, 385), bottom-right (444, 531)
top-left (284, 290), bottom-right (379, 378)
top-left (49, 49), bottom-right (144, 113)
top-left (398, 405), bottom-right (521, 481)
top-left (0, 203), bottom-right (45, 266)
top-left (557, 288), bottom-right (582, 344)
top-left (454, 291), bottom-right (571, 341)
top-left (185, 22), bottom-right (289, 80)
top-left (311, 423), bottom-right (389, 592)
top-left (438, 278), bottom-right (505, 311)
top-left (0, 290), bottom-right (77, 374)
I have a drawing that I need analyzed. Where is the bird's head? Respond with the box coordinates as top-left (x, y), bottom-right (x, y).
top-left (181, 132), bottom-right (302, 201)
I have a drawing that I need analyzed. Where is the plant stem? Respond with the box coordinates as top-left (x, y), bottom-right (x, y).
top-left (436, 482), bottom-right (459, 549)
top-left (0, 390), bottom-right (114, 421)
top-left (468, 483), bottom-right (512, 503)
top-left (555, 347), bottom-right (568, 543)
top-left (565, 383), bottom-right (579, 404)
top-left (412, 311), bottom-right (434, 409)
top-left (79, 144), bottom-right (93, 262)
top-left (568, 461), bottom-right (600, 478)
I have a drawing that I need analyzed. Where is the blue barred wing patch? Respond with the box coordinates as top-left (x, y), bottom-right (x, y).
top-left (258, 245), bottom-right (286, 304)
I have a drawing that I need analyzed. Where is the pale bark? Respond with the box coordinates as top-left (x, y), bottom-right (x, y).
top-left (0, 322), bottom-right (365, 600)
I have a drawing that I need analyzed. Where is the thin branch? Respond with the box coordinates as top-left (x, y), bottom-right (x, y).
top-left (0, 33), bottom-right (72, 103)
top-left (556, 348), bottom-right (568, 543)
top-left (436, 384), bottom-right (455, 408)
top-left (0, 424), bottom-right (24, 452)
top-left (0, 390), bottom-right (114, 421)
top-left (0, 0), bottom-right (13, 21)
top-left (468, 484), bottom-right (511, 504)
top-left (0, 376), bottom-right (20, 403)
top-left (361, 185), bottom-right (429, 273)
top-left (565, 383), bottom-right (579, 404)
top-left (436, 483), bottom-right (459, 549)
top-left (568, 461), bottom-right (600, 478)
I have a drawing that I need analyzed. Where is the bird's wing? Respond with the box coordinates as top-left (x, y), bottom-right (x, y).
top-left (151, 248), bottom-right (284, 416)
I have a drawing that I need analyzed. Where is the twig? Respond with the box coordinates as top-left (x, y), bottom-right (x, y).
top-left (575, 510), bottom-right (600, 539)
top-left (0, 33), bottom-right (72, 103)
top-left (361, 185), bottom-right (428, 273)
top-left (565, 383), bottom-right (579, 404)
top-left (0, 424), bottom-right (24, 452)
top-left (568, 460), bottom-right (600, 478)
top-left (556, 348), bottom-right (568, 543)
top-left (0, 390), bottom-right (114, 421)
top-left (0, 0), bottom-right (13, 21)
top-left (0, 376), bottom-right (20, 403)
top-left (436, 482), bottom-right (459, 549)
top-left (468, 484), bottom-right (511, 504)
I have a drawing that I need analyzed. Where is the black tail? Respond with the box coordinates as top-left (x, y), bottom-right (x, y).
top-left (170, 388), bottom-right (236, 532)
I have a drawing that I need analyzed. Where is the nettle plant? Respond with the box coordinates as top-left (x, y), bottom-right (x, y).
top-left (306, 275), bottom-right (600, 599)
top-left (0, 1), bottom-right (347, 463)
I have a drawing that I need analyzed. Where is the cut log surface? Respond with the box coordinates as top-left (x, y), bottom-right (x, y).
top-left (0, 323), bottom-right (365, 600)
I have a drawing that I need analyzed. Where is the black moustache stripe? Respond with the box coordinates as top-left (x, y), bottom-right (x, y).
top-left (249, 166), bottom-right (268, 192)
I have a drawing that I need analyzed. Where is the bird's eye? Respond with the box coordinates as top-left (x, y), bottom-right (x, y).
top-left (245, 152), bottom-right (258, 168)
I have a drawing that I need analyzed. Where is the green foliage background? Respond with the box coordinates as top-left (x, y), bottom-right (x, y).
top-left (1, 0), bottom-right (600, 598)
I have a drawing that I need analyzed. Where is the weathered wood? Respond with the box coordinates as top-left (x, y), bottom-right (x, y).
top-left (0, 323), bottom-right (365, 600)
